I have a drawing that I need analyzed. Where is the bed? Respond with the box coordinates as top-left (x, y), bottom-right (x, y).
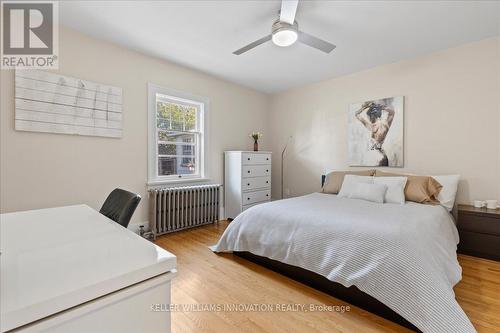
top-left (213, 191), bottom-right (475, 333)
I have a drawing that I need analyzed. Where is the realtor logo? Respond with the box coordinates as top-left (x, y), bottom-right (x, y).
top-left (1, 1), bottom-right (58, 69)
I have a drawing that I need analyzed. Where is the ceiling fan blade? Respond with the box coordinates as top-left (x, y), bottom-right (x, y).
top-left (280, 0), bottom-right (298, 24)
top-left (233, 35), bottom-right (272, 55)
top-left (298, 31), bottom-right (336, 53)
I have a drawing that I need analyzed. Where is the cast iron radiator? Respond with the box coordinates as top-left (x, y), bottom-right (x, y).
top-left (149, 184), bottom-right (221, 237)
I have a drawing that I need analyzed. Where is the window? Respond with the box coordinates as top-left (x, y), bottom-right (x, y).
top-left (148, 84), bottom-right (209, 184)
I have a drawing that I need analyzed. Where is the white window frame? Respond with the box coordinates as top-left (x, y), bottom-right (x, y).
top-left (147, 83), bottom-right (210, 185)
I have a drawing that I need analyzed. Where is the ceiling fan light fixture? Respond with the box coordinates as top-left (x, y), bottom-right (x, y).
top-left (232, 2), bottom-right (336, 55)
top-left (271, 19), bottom-right (298, 47)
top-left (272, 29), bottom-right (298, 47)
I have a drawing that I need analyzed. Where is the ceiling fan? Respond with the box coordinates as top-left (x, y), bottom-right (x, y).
top-left (233, 0), bottom-right (336, 55)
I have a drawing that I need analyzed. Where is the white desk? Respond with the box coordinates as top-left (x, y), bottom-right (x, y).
top-left (0, 205), bottom-right (176, 333)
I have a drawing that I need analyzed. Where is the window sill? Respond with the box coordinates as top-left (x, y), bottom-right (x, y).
top-left (147, 178), bottom-right (213, 188)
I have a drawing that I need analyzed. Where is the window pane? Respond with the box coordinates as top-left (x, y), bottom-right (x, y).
top-left (156, 102), bottom-right (171, 130)
top-left (181, 144), bottom-right (194, 156)
top-left (158, 131), bottom-right (195, 143)
top-left (158, 143), bottom-right (177, 156)
top-left (158, 156), bottom-right (196, 176)
top-left (158, 143), bottom-right (195, 157)
top-left (158, 157), bottom-right (177, 176)
top-left (171, 104), bottom-right (184, 131)
top-left (156, 101), bottom-right (169, 119)
top-left (184, 106), bottom-right (197, 131)
top-left (156, 98), bottom-right (198, 132)
top-left (180, 158), bottom-right (196, 174)
top-left (157, 118), bottom-right (170, 130)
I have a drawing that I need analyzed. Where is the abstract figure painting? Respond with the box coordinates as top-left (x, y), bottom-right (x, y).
top-left (348, 96), bottom-right (404, 167)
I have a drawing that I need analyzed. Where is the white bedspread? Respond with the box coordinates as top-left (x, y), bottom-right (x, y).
top-left (214, 193), bottom-right (475, 333)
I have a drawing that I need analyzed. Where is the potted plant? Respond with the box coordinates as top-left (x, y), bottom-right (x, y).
top-left (249, 132), bottom-right (262, 152)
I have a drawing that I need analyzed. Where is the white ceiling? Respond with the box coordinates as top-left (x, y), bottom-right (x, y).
top-left (60, 1), bottom-right (500, 94)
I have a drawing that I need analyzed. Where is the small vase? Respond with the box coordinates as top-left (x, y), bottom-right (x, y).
top-left (253, 140), bottom-right (259, 152)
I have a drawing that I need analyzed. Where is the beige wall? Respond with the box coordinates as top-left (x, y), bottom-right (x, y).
top-left (269, 37), bottom-right (500, 204)
top-left (2, 28), bottom-right (499, 224)
top-left (0, 27), bottom-right (270, 226)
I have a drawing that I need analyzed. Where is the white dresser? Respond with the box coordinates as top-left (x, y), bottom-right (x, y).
top-left (224, 151), bottom-right (272, 219)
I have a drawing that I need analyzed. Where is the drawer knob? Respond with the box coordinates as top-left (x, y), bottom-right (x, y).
top-left (247, 170), bottom-right (250, 173)
top-left (248, 158), bottom-right (250, 160)
top-left (266, 158), bottom-right (269, 160)
top-left (266, 169), bottom-right (269, 172)
top-left (266, 181), bottom-right (269, 184)
top-left (247, 198), bottom-right (250, 200)
top-left (247, 183), bottom-right (250, 186)
top-left (266, 194), bottom-right (269, 197)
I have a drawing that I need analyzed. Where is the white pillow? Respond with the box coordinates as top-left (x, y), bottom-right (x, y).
top-left (432, 175), bottom-right (460, 211)
top-left (338, 175), bottom-right (373, 198)
top-left (373, 176), bottom-right (408, 204)
top-left (348, 182), bottom-right (388, 203)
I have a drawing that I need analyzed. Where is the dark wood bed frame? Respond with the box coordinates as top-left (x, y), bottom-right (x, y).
top-left (232, 175), bottom-right (421, 332)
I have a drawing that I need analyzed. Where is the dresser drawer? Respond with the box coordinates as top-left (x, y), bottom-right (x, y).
top-left (458, 213), bottom-right (500, 236)
top-left (242, 165), bottom-right (271, 178)
top-left (242, 189), bottom-right (271, 205)
top-left (242, 153), bottom-right (271, 165)
top-left (458, 230), bottom-right (500, 261)
top-left (242, 177), bottom-right (271, 192)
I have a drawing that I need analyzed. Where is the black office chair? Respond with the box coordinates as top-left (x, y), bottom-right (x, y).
top-left (100, 188), bottom-right (141, 228)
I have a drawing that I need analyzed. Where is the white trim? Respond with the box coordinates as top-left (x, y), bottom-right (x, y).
top-left (147, 178), bottom-right (212, 187)
top-left (147, 83), bottom-right (210, 185)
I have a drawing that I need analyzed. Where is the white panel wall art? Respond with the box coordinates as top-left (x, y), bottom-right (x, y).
top-left (15, 70), bottom-right (123, 138)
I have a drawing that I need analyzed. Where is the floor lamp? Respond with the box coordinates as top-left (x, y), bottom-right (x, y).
top-left (281, 136), bottom-right (292, 199)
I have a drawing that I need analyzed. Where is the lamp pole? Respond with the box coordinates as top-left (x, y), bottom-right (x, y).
top-left (281, 136), bottom-right (292, 199)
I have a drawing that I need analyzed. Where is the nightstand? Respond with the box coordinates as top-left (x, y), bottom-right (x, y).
top-left (457, 205), bottom-right (500, 261)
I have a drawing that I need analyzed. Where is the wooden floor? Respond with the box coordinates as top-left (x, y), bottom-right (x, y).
top-left (155, 221), bottom-right (500, 333)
